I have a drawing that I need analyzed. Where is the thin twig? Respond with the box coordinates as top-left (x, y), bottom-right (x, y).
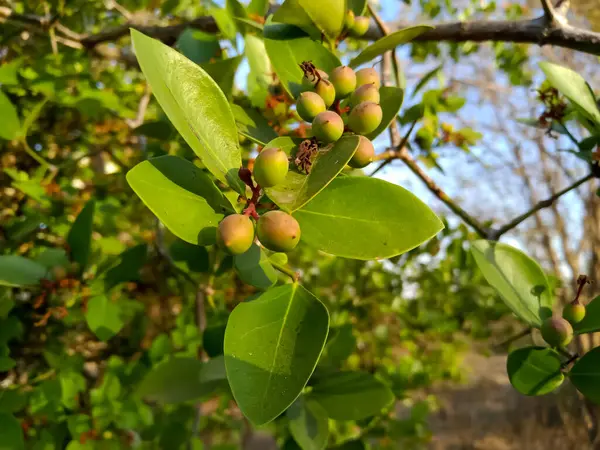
top-left (371, 120), bottom-right (417, 175)
top-left (272, 261), bottom-right (299, 282)
top-left (494, 328), bottom-right (532, 350)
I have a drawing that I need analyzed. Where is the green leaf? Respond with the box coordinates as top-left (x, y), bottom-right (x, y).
top-left (0, 255), bottom-right (47, 287)
top-left (506, 347), bottom-right (564, 396)
top-left (365, 86), bottom-right (404, 140)
top-left (0, 90), bottom-right (21, 141)
top-left (347, 0), bottom-right (367, 16)
top-left (0, 58), bottom-right (22, 85)
top-left (201, 56), bottom-right (243, 100)
top-left (471, 240), bottom-right (553, 327)
top-left (236, 17), bottom-right (265, 32)
top-left (211, 5), bottom-right (238, 41)
top-left (309, 371), bottom-right (394, 420)
top-left (232, 104), bottom-right (278, 145)
top-left (67, 200), bottom-right (95, 270)
top-left (137, 356), bottom-right (228, 404)
top-left (227, 0), bottom-right (248, 33)
top-left (298, 0), bottom-right (345, 39)
top-left (570, 347), bottom-right (600, 404)
top-left (170, 240), bottom-right (210, 273)
top-left (265, 135), bottom-right (360, 212)
top-left (412, 64), bottom-right (443, 97)
top-left (272, 0), bottom-right (316, 35)
top-left (33, 248), bottom-right (70, 270)
top-left (104, 244), bottom-right (148, 289)
top-left (349, 26), bottom-right (433, 68)
top-left (0, 413), bottom-right (24, 450)
top-left (131, 30), bottom-right (244, 193)
top-left (574, 296), bottom-right (600, 335)
top-left (248, 0), bottom-right (270, 15)
top-left (127, 156), bottom-right (231, 246)
top-left (224, 284), bottom-right (329, 425)
top-left (245, 34), bottom-right (273, 107)
top-left (176, 28), bottom-right (221, 65)
top-left (540, 62), bottom-right (600, 128)
top-left (294, 177), bottom-right (443, 260)
top-left (234, 244), bottom-right (278, 290)
top-left (319, 325), bottom-right (356, 368)
top-left (287, 395), bottom-right (329, 450)
top-left (264, 29), bottom-right (341, 98)
top-left (85, 296), bottom-right (125, 341)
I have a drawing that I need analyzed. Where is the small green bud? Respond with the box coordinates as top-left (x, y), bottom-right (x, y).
top-left (302, 69), bottom-right (329, 90)
top-left (217, 214), bottom-right (255, 255)
top-left (540, 317), bottom-right (573, 347)
top-left (312, 111), bottom-right (344, 143)
top-left (314, 79), bottom-right (336, 107)
top-left (349, 136), bottom-right (375, 168)
top-left (329, 66), bottom-right (357, 100)
top-left (296, 91), bottom-right (326, 122)
top-left (348, 101), bottom-right (383, 135)
top-left (563, 303), bottom-right (586, 325)
top-left (350, 83), bottom-right (380, 107)
top-left (350, 16), bottom-right (370, 37)
top-left (253, 147), bottom-right (289, 187)
top-left (257, 210), bottom-right (301, 253)
top-left (345, 10), bottom-right (355, 29)
top-left (355, 67), bottom-right (381, 89)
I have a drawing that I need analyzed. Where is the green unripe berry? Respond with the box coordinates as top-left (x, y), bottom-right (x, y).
top-left (296, 92), bottom-right (326, 122)
top-left (355, 68), bottom-right (381, 89)
top-left (314, 79), bottom-right (336, 107)
top-left (329, 66), bottom-right (357, 100)
top-left (312, 111), bottom-right (344, 143)
top-left (350, 16), bottom-right (370, 37)
top-left (348, 101), bottom-right (383, 135)
top-left (349, 136), bottom-right (375, 168)
top-left (345, 10), bottom-right (355, 29)
top-left (51, 265), bottom-right (68, 281)
top-left (217, 214), bottom-right (255, 255)
top-left (253, 147), bottom-right (289, 187)
top-left (540, 317), bottom-right (573, 348)
top-left (257, 210), bottom-right (301, 253)
top-left (563, 303), bottom-right (586, 325)
top-left (350, 84), bottom-right (380, 107)
top-left (302, 69), bottom-right (329, 90)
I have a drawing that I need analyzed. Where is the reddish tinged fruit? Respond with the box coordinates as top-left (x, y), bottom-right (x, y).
top-left (348, 101), bottom-right (383, 135)
top-left (253, 147), bottom-right (289, 187)
top-left (563, 303), bottom-right (586, 325)
top-left (541, 317), bottom-right (573, 347)
top-left (296, 92), bottom-right (326, 122)
top-left (314, 79), bottom-right (336, 107)
top-left (349, 136), bottom-right (375, 168)
top-left (355, 67), bottom-right (381, 89)
top-left (217, 214), bottom-right (255, 255)
top-left (329, 66), bottom-right (357, 100)
top-left (312, 111), bottom-right (344, 143)
top-left (257, 210), bottom-right (301, 252)
top-left (350, 84), bottom-right (380, 107)
top-left (350, 16), bottom-right (370, 37)
top-left (345, 10), bottom-right (355, 29)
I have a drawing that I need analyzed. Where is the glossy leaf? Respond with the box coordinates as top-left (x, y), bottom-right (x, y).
top-left (287, 395), bottom-right (329, 450)
top-left (506, 347), bottom-right (564, 396)
top-left (310, 371), bottom-right (394, 420)
top-left (540, 62), bottom-right (600, 127)
top-left (365, 86), bottom-right (404, 140)
top-left (471, 240), bottom-right (553, 327)
top-left (347, 0), bottom-right (367, 16)
top-left (265, 135), bottom-right (360, 212)
top-left (272, 0), bottom-right (315, 35)
top-left (350, 26), bottom-right (433, 68)
top-left (264, 30), bottom-right (341, 98)
top-left (137, 356), bottom-right (228, 404)
top-left (67, 200), bottom-right (95, 270)
top-left (234, 243), bottom-right (278, 290)
top-left (85, 296), bottom-right (125, 341)
top-left (570, 347), bottom-right (600, 404)
top-left (127, 156), bottom-right (231, 246)
top-left (298, 0), bottom-right (345, 39)
top-left (0, 256), bottom-right (47, 287)
top-left (574, 296), bottom-right (600, 335)
top-left (224, 284), bottom-right (329, 425)
top-left (0, 413), bottom-right (24, 450)
top-left (294, 177), bottom-right (443, 260)
top-left (131, 30), bottom-right (244, 193)
top-left (232, 104), bottom-right (278, 145)
top-left (0, 91), bottom-right (20, 141)
top-left (211, 5), bottom-right (238, 41)
top-left (246, 34), bottom-right (272, 107)
top-left (176, 29), bottom-right (221, 65)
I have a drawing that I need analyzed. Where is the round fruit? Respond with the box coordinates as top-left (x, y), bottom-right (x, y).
top-left (312, 111), bottom-right (344, 143)
top-left (540, 317), bottom-right (573, 347)
top-left (329, 66), bottom-right (357, 100)
top-left (51, 266), bottom-right (68, 281)
top-left (302, 69), bottom-right (329, 90)
top-left (350, 16), bottom-right (370, 37)
top-left (257, 210), bottom-right (301, 253)
top-left (296, 91), bottom-right (326, 122)
top-left (348, 102), bottom-right (383, 135)
top-left (345, 10), bottom-right (355, 29)
top-left (314, 79), bottom-right (336, 107)
top-left (253, 147), bottom-right (289, 187)
top-left (350, 84), bottom-right (380, 107)
top-left (355, 67), bottom-right (381, 89)
top-left (563, 303), bottom-right (586, 325)
top-left (349, 136), bottom-right (375, 168)
top-left (216, 214), bottom-right (255, 255)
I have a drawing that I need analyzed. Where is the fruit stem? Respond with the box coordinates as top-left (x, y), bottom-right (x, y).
top-left (572, 274), bottom-right (590, 305)
top-left (272, 261), bottom-right (300, 282)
